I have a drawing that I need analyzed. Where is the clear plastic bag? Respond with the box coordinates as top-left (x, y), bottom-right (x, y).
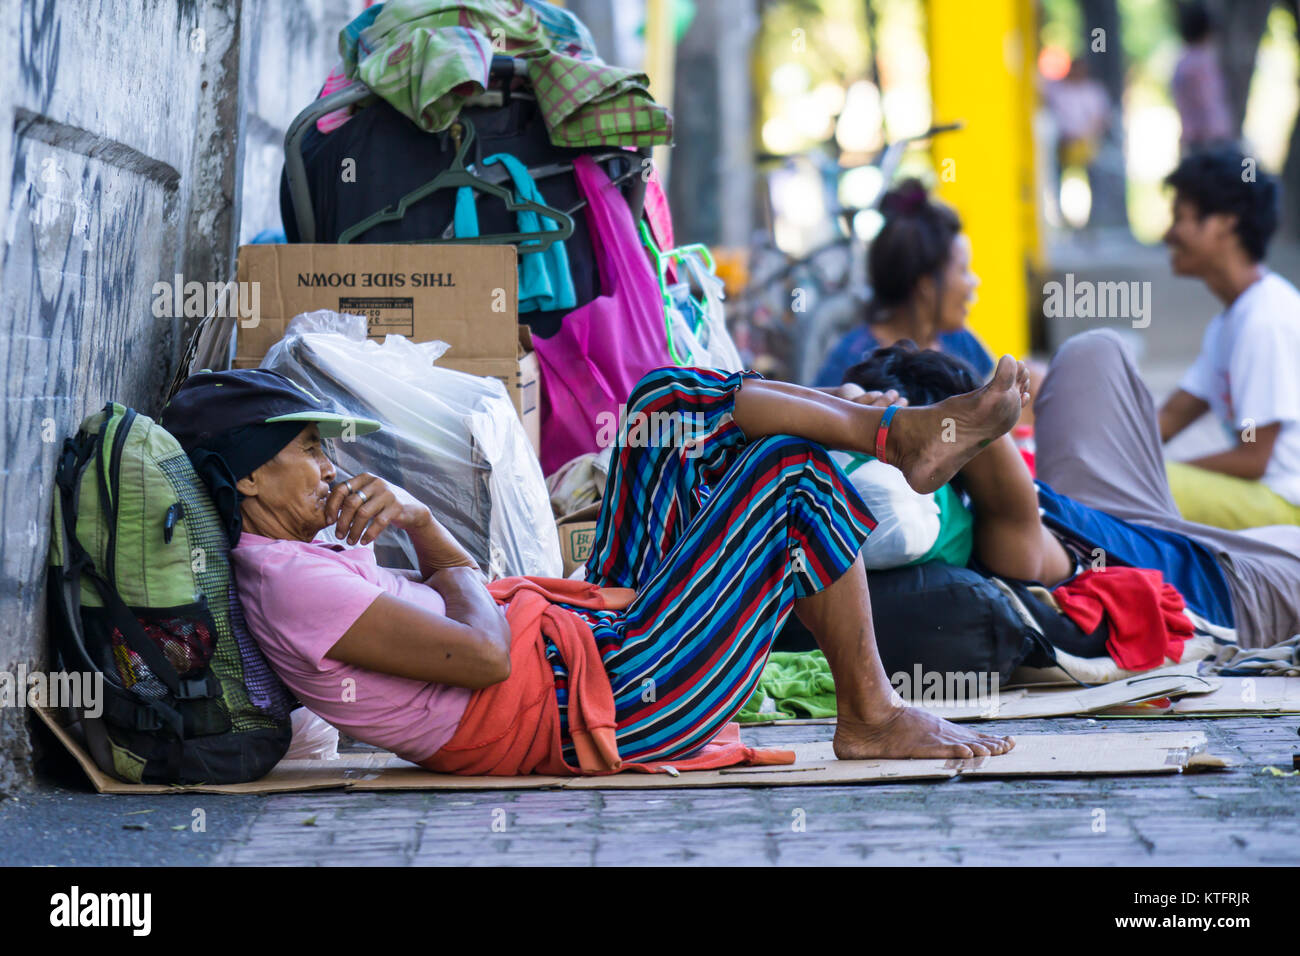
top-left (667, 251), bottom-right (745, 372)
top-left (262, 311), bottom-right (562, 578)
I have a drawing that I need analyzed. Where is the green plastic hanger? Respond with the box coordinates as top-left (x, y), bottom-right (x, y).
top-left (339, 118), bottom-right (575, 249)
top-left (639, 219), bottom-right (716, 365)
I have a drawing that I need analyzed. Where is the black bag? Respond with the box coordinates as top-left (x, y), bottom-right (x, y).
top-left (775, 562), bottom-right (1062, 689)
top-left (280, 96), bottom-right (644, 340)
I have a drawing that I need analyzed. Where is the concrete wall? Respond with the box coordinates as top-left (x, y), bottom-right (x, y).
top-left (0, 0), bottom-right (354, 793)
top-left (238, 0), bottom-right (357, 243)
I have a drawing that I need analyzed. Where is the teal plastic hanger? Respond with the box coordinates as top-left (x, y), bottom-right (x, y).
top-left (639, 219), bottom-right (716, 365)
top-left (339, 118), bottom-right (575, 249)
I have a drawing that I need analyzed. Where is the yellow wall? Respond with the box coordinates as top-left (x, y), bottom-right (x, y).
top-left (926, 0), bottom-right (1037, 358)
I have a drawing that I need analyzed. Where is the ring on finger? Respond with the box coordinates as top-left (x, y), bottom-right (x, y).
top-left (342, 480), bottom-right (353, 494)
top-left (354, 490), bottom-right (369, 504)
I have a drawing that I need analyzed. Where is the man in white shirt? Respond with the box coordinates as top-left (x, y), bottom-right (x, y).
top-left (1158, 146), bottom-right (1300, 529)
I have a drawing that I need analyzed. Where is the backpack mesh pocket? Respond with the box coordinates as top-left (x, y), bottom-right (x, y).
top-left (96, 602), bottom-right (218, 700)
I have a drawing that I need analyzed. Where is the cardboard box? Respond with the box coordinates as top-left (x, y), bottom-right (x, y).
top-left (514, 337), bottom-right (540, 454)
top-left (234, 243), bottom-right (538, 446)
top-left (556, 503), bottom-right (601, 577)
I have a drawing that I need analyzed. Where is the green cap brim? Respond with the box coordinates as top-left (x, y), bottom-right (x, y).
top-left (265, 412), bottom-right (383, 439)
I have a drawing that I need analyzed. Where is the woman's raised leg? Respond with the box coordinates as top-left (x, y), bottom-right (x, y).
top-left (570, 428), bottom-right (1013, 763)
top-left (794, 552), bottom-right (1014, 759)
top-left (733, 354), bottom-right (1031, 493)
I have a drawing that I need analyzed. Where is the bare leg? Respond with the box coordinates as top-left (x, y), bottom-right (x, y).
top-left (960, 435), bottom-right (1074, 585)
top-left (794, 555), bottom-right (1015, 759)
top-left (734, 355), bottom-right (1031, 494)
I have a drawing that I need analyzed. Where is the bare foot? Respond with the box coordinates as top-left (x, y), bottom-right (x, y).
top-left (834, 707), bottom-right (1016, 761)
top-left (885, 354), bottom-right (1030, 494)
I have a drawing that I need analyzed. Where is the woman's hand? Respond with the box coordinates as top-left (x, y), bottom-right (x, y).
top-left (327, 473), bottom-right (433, 546)
top-left (328, 473), bottom-right (479, 574)
top-left (822, 383), bottom-right (909, 408)
top-left (851, 389), bottom-right (909, 409)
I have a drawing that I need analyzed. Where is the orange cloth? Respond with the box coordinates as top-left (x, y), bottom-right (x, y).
top-left (419, 576), bottom-right (794, 776)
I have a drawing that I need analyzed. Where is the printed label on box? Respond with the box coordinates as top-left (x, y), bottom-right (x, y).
top-left (338, 297), bottom-right (415, 337)
top-left (567, 526), bottom-right (595, 563)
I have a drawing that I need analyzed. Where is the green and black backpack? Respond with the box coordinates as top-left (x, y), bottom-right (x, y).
top-left (47, 402), bottom-right (295, 784)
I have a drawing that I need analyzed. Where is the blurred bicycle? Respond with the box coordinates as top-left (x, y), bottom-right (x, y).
top-left (729, 122), bottom-right (963, 384)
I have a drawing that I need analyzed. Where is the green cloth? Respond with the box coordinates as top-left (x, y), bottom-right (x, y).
top-left (346, 0), bottom-right (674, 148)
top-left (738, 651), bottom-right (837, 722)
top-left (914, 483), bottom-right (974, 568)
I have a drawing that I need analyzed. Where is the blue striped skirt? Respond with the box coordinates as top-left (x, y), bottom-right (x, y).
top-left (550, 366), bottom-right (877, 763)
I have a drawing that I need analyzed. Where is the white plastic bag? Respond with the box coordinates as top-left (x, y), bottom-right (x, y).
top-left (262, 311), bottom-right (562, 578)
top-left (285, 708), bottom-right (340, 760)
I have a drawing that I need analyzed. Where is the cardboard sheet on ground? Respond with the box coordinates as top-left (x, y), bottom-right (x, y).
top-left (741, 672), bottom-right (1217, 727)
top-left (1097, 676), bottom-right (1300, 717)
top-left (35, 707), bottom-right (1219, 795)
top-left (1005, 658), bottom-right (1206, 688)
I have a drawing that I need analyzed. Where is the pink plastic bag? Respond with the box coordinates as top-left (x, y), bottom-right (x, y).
top-left (533, 156), bottom-right (671, 475)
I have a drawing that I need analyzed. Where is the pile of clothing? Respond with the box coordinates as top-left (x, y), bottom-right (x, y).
top-left (290, 0), bottom-right (745, 480)
top-left (321, 0), bottom-right (673, 147)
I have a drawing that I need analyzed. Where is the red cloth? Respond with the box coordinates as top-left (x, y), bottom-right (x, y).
top-left (418, 576), bottom-right (794, 777)
top-left (1051, 568), bottom-right (1194, 671)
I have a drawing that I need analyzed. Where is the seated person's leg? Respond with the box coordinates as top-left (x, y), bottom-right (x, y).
top-left (587, 365), bottom-right (763, 590)
top-left (1166, 460), bottom-right (1300, 531)
top-left (591, 434), bottom-right (1013, 762)
top-left (1034, 329), bottom-right (1181, 524)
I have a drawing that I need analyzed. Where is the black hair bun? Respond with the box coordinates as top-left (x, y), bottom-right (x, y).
top-left (879, 178), bottom-right (930, 219)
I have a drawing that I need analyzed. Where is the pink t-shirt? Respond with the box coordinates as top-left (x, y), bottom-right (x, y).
top-left (231, 532), bottom-right (471, 763)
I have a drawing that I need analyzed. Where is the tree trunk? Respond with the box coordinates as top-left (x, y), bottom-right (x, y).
top-left (1210, 0), bottom-right (1274, 137)
top-left (1280, 1), bottom-right (1300, 236)
top-left (1079, 0), bottom-right (1129, 229)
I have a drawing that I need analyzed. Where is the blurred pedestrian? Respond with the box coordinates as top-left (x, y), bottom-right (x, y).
top-left (1171, 1), bottom-right (1234, 152)
top-left (1159, 146), bottom-right (1300, 529)
top-left (1044, 57), bottom-right (1111, 227)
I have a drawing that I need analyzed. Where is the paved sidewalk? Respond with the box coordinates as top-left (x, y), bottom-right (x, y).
top-left (3, 716), bottom-right (1297, 866)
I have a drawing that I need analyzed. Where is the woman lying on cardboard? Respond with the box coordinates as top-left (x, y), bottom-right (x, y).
top-left (839, 339), bottom-right (1300, 653)
top-left (161, 363), bottom-right (1031, 776)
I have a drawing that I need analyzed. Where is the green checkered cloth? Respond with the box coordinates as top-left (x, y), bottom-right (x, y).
top-left (346, 0), bottom-right (673, 148)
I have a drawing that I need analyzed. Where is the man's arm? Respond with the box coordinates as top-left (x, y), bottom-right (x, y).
top-left (1158, 388), bottom-right (1209, 443)
top-left (1184, 421), bottom-right (1281, 481)
top-left (325, 566), bottom-right (511, 689)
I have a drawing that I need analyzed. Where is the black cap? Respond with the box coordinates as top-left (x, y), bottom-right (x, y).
top-left (161, 369), bottom-right (383, 548)
top-left (161, 368), bottom-right (381, 451)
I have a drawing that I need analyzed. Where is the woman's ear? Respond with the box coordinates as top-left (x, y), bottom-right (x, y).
top-left (913, 273), bottom-right (937, 308)
top-left (235, 472), bottom-right (258, 497)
